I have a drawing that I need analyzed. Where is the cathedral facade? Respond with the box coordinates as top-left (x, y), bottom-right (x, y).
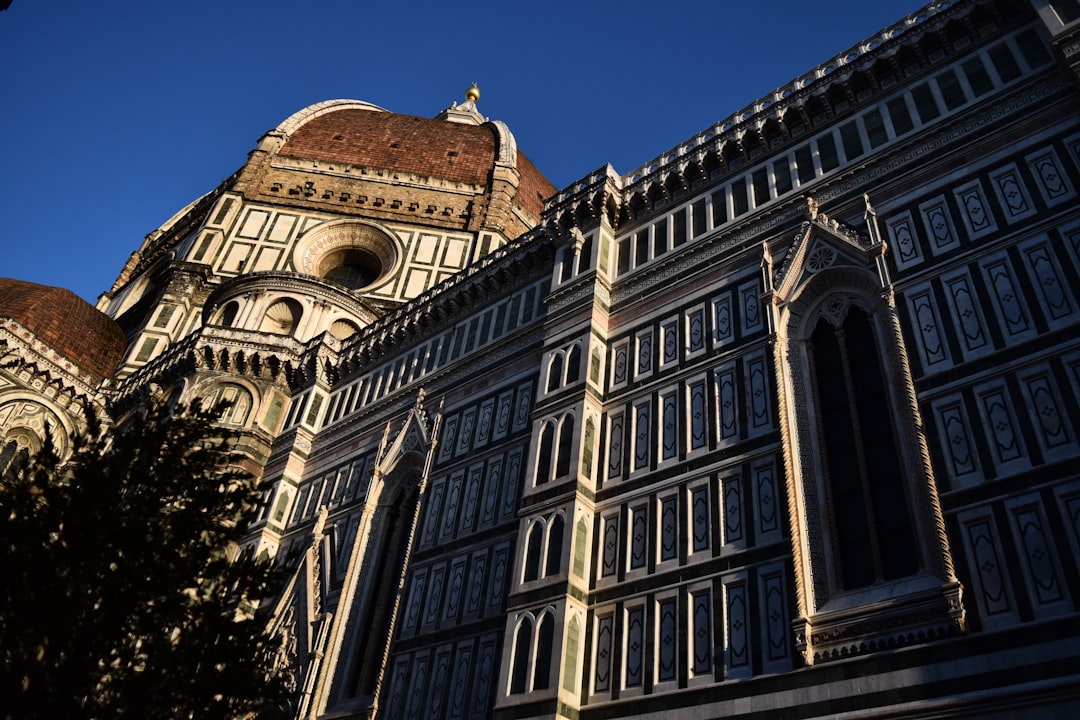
top-left (3, 0), bottom-right (1080, 717)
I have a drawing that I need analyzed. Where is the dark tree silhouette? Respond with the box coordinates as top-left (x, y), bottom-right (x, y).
top-left (0, 403), bottom-right (289, 719)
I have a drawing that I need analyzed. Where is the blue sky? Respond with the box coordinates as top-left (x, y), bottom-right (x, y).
top-left (1, 0), bottom-right (924, 304)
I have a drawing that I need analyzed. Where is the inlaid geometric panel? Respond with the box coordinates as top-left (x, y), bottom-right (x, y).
top-left (593, 613), bottom-right (614, 694)
top-left (1017, 365), bottom-right (1076, 462)
top-left (904, 283), bottom-right (952, 372)
top-left (973, 381), bottom-right (1030, 474)
top-left (624, 605), bottom-right (645, 688)
top-left (752, 459), bottom-right (781, 542)
top-left (941, 269), bottom-right (992, 358)
top-left (721, 474), bottom-right (744, 548)
top-left (745, 351), bottom-right (772, 435)
top-left (740, 279), bottom-right (763, 334)
top-left (688, 379), bottom-right (709, 452)
top-left (608, 411), bottom-right (624, 479)
top-left (471, 635), bottom-right (498, 717)
top-left (979, 253), bottom-right (1034, 341)
top-left (633, 401), bottom-right (650, 472)
top-left (932, 396), bottom-right (981, 486)
top-left (953, 179), bottom-right (998, 240)
top-left (758, 563), bottom-right (790, 671)
top-left (656, 597), bottom-right (678, 683)
top-left (714, 363), bottom-right (739, 444)
top-left (956, 507), bottom-right (1019, 629)
top-left (989, 163), bottom-right (1036, 223)
top-left (426, 646), bottom-right (452, 720)
top-left (1004, 495), bottom-right (1071, 618)
top-left (1025, 147), bottom-right (1076, 207)
top-left (601, 513), bottom-right (619, 578)
top-left (723, 573), bottom-right (752, 678)
top-left (885, 210), bottom-right (924, 269)
top-left (919, 196), bottom-right (961, 256)
top-left (661, 391), bottom-right (678, 461)
top-left (690, 587), bottom-right (712, 678)
top-left (712, 293), bottom-right (734, 346)
top-left (1019, 236), bottom-right (1076, 327)
top-left (446, 641), bottom-right (473, 720)
top-left (501, 449), bottom-right (523, 520)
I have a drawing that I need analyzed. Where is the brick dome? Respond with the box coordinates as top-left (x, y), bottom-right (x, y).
top-left (0, 278), bottom-right (127, 380)
top-left (278, 103), bottom-right (555, 219)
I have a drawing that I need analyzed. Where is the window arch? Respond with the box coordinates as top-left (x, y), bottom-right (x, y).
top-left (811, 306), bottom-right (918, 589)
top-left (533, 613), bottom-right (555, 691)
top-left (328, 318), bottom-right (360, 340)
top-left (545, 514), bottom-right (564, 577)
top-left (546, 353), bottom-right (564, 392)
top-left (565, 344), bottom-right (582, 384)
top-left (217, 300), bottom-right (240, 327)
top-left (769, 252), bottom-right (959, 663)
top-left (510, 616), bottom-right (533, 694)
top-left (0, 429), bottom-right (37, 476)
top-left (200, 383), bottom-right (254, 426)
top-left (556, 414), bottom-right (575, 478)
top-left (260, 297), bottom-right (303, 335)
top-left (535, 422), bottom-right (554, 486)
top-left (523, 521), bottom-right (543, 582)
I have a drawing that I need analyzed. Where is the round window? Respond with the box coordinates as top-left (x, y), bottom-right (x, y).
top-left (319, 248), bottom-right (383, 290)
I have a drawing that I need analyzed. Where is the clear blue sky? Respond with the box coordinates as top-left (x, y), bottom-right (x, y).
top-left (1, 0), bottom-right (924, 304)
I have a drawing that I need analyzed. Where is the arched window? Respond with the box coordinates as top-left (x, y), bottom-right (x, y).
top-left (510, 617), bottom-right (533, 694)
top-left (533, 613), bottom-right (554, 691)
top-left (566, 345), bottom-right (581, 384)
top-left (536, 423), bottom-right (554, 486)
top-left (545, 514), bottom-right (564, 577)
top-left (201, 383), bottom-right (254, 426)
top-left (523, 522), bottom-right (543, 582)
top-left (811, 307), bottom-right (918, 589)
top-left (0, 433), bottom-right (33, 476)
top-left (217, 301), bottom-right (239, 327)
top-left (260, 298), bottom-right (303, 335)
top-left (328, 319), bottom-right (359, 340)
top-left (556, 415), bottom-right (575, 478)
top-left (547, 354), bottom-right (564, 392)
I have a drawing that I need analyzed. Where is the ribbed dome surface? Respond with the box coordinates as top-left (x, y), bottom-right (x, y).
top-left (279, 107), bottom-right (555, 218)
top-left (0, 278), bottom-right (127, 380)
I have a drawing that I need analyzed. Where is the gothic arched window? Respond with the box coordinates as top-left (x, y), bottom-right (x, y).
top-left (510, 616), bottom-right (533, 694)
top-left (566, 345), bottom-right (581, 384)
top-left (811, 307), bottom-right (918, 589)
top-left (547, 354), bottom-right (564, 392)
top-left (545, 514), bottom-right (564, 577)
top-left (533, 613), bottom-right (554, 691)
top-left (523, 522), bottom-right (543, 582)
top-left (536, 423), bottom-right (554, 486)
top-left (556, 415), bottom-right (575, 478)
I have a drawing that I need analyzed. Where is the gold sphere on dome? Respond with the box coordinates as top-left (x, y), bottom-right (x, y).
top-left (465, 83), bottom-right (480, 102)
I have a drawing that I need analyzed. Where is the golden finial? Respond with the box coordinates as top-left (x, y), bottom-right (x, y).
top-left (465, 83), bottom-right (480, 102)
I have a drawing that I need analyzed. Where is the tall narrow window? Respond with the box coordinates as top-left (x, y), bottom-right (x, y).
top-left (510, 618), bottom-right (533, 693)
top-left (545, 515), bottom-right (564, 577)
top-left (524, 522), bottom-right (543, 582)
top-left (556, 415), bottom-right (575, 478)
top-left (547, 354), bottom-right (563, 392)
top-left (811, 308), bottom-right (919, 590)
top-left (566, 345), bottom-right (581, 383)
top-left (534, 614), bottom-right (554, 690)
top-left (536, 424), bottom-right (554, 486)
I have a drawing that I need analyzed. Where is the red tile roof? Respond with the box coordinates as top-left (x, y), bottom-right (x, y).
top-left (279, 108), bottom-right (555, 218)
top-left (0, 278), bottom-right (127, 380)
